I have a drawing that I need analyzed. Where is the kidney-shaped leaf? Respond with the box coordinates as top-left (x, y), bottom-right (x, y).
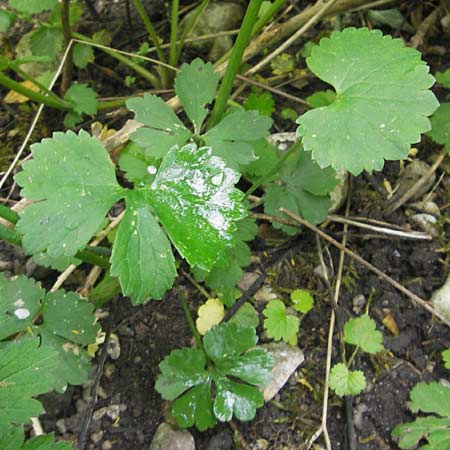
top-left (15, 130), bottom-right (123, 258)
top-left (297, 27), bottom-right (439, 175)
top-left (147, 143), bottom-right (246, 270)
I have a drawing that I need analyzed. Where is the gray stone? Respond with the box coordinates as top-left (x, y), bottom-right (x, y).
top-left (409, 213), bottom-right (439, 237)
top-left (260, 342), bottom-right (304, 401)
top-left (149, 423), bottom-right (195, 450)
top-left (431, 273), bottom-right (450, 321)
top-left (91, 430), bottom-right (104, 444)
top-left (106, 404), bottom-right (121, 421)
top-left (410, 200), bottom-right (441, 216)
top-left (93, 407), bottom-right (107, 421)
top-left (395, 160), bottom-right (436, 201)
top-left (181, 2), bottom-right (244, 60)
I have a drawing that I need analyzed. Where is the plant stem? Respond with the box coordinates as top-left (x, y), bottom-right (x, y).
top-left (179, 291), bottom-right (204, 351)
top-left (245, 140), bottom-right (302, 196)
top-left (97, 98), bottom-right (127, 110)
top-left (133, 0), bottom-right (168, 86)
top-left (0, 222), bottom-right (110, 268)
top-left (0, 71), bottom-right (71, 110)
top-left (209, 0), bottom-right (263, 127)
top-left (0, 204), bottom-right (19, 224)
top-left (60, 0), bottom-right (73, 95)
top-left (215, 0), bottom-right (286, 67)
top-left (174, 0), bottom-right (209, 65)
top-left (73, 33), bottom-right (161, 88)
top-left (169, 0), bottom-right (179, 67)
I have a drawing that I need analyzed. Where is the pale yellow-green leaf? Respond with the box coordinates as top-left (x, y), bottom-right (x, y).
top-left (196, 298), bottom-right (224, 335)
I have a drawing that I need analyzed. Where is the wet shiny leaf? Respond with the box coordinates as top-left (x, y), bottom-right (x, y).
top-left (148, 143), bottom-right (246, 271)
top-left (263, 299), bottom-right (299, 344)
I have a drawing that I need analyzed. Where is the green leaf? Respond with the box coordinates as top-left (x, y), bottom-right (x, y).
top-left (32, 252), bottom-right (80, 272)
top-left (15, 130), bottom-right (123, 258)
top-left (214, 376), bottom-right (264, 422)
top-left (305, 90), bottom-right (336, 108)
top-left (264, 150), bottom-right (337, 233)
top-left (290, 289), bottom-right (314, 314)
top-left (0, 10), bottom-right (15, 33)
top-left (392, 382), bottom-right (450, 449)
top-left (127, 94), bottom-right (191, 159)
top-left (73, 44), bottom-right (94, 69)
top-left (110, 191), bottom-right (177, 304)
top-left (175, 58), bottom-right (219, 133)
top-left (244, 92), bottom-right (275, 117)
top-left (147, 143), bottom-right (246, 271)
top-left (41, 291), bottom-right (99, 345)
top-left (436, 69), bottom-right (450, 89)
top-left (156, 322), bottom-right (273, 430)
top-left (118, 142), bottom-right (158, 185)
top-left (0, 338), bottom-right (57, 427)
top-left (263, 299), bottom-right (299, 344)
top-left (246, 139), bottom-right (280, 178)
top-left (8, 0), bottom-right (56, 14)
top-left (367, 8), bottom-right (414, 33)
top-left (443, 348), bottom-right (450, 370)
top-left (270, 53), bottom-right (295, 75)
top-left (155, 347), bottom-right (207, 401)
top-left (171, 379), bottom-right (215, 431)
top-left (63, 111), bottom-right (83, 128)
top-left (229, 303), bottom-right (259, 329)
top-left (428, 103), bottom-right (450, 152)
top-left (329, 363), bottom-right (366, 397)
top-left (409, 382), bottom-right (450, 417)
top-left (88, 273), bottom-right (121, 307)
top-left (392, 416), bottom-right (450, 449)
top-left (0, 427), bottom-right (74, 450)
top-left (297, 27), bottom-right (439, 175)
top-left (343, 315), bottom-right (383, 354)
top-left (50, 2), bottom-right (83, 26)
top-left (204, 110), bottom-right (273, 170)
top-left (0, 274), bottom-right (100, 392)
top-left (30, 27), bottom-right (62, 59)
top-left (0, 273), bottom-right (44, 340)
top-left (63, 83), bottom-right (98, 116)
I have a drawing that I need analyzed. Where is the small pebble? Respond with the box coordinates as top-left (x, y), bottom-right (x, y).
top-left (352, 294), bottom-right (366, 315)
top-left (106, 404), bottom-right (121, 421)
top-left (107, 334), bottom-right (121, 360)
top-left (93, 407), bottom-right (107, 421)
top-left (76, 399), bottom-right (87, 413)
top-left (91, 430), bottom-right (103, 444)
top-left (101, 440), bottom-right (112, 450)
top-left (104, 363), bottom-right (116, 379)
top-left (56, 418), bottom-right (67, 434)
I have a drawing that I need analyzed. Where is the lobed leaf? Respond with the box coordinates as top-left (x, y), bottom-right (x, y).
top-left (175, 58), bottom-right (219, 133)
top-left (204, 110), bottom-right (273, 170)
top-left (264, 150), bottom-right (338, 233)
top-left (0, 338), bottom-right (57, 427)
top-left (30, 27), bottom-right (62, 59)
top-left (127, 94), bottom-right (191, 159)
top-left (343, 315), bottom-right (383, 354)
top-left (428, 103), bottom-right (450, 153)
top-left (329, 363), bottom-right (366, 397)
top-left (0, 426), bottom-right (74, 450)
top-left (263, 299), bottom-right (299, 344)
top-left (63, 83), bottom-right (98, 116)
top-left (291, 289), bottom-right (314, 314)
top-left (409, 382), bottom-right (450, 417)
top-left (147, 143), bottom-right (246, 271)
top-left (297, 27), bottom-right (439, 175)
top-left (110, 190), bottom-right (176, 304)
top-left (8, 0), bottom-right (57, 14)
top-left (15, 130), bottom-right (123, 258)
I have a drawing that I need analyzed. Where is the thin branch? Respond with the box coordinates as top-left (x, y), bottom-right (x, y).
top-left (279, 208), bottom-right (450, 328)
top-left (387, 149), bottom-right (447, 214)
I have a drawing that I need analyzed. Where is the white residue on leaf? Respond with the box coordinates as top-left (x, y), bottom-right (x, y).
top-left (211, 173), bottom-right (224, 186)
top-left (147, 165), bottom-right (157, 175)
top-left (14, 308), bottom-right (30, 320)
top-left (14, 298), bottom-right (25, 307)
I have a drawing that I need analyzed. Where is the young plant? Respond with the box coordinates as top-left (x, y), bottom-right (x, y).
top-left (155, 322), bottom-right (273, 430)
top-left (263, 289), bottom-right (314, 345)
top-left (329, 315), bottom-right (383, 397)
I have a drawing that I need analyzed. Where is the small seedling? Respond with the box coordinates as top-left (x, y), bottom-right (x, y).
top-left (329, 315), bottom-right (383, 397)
